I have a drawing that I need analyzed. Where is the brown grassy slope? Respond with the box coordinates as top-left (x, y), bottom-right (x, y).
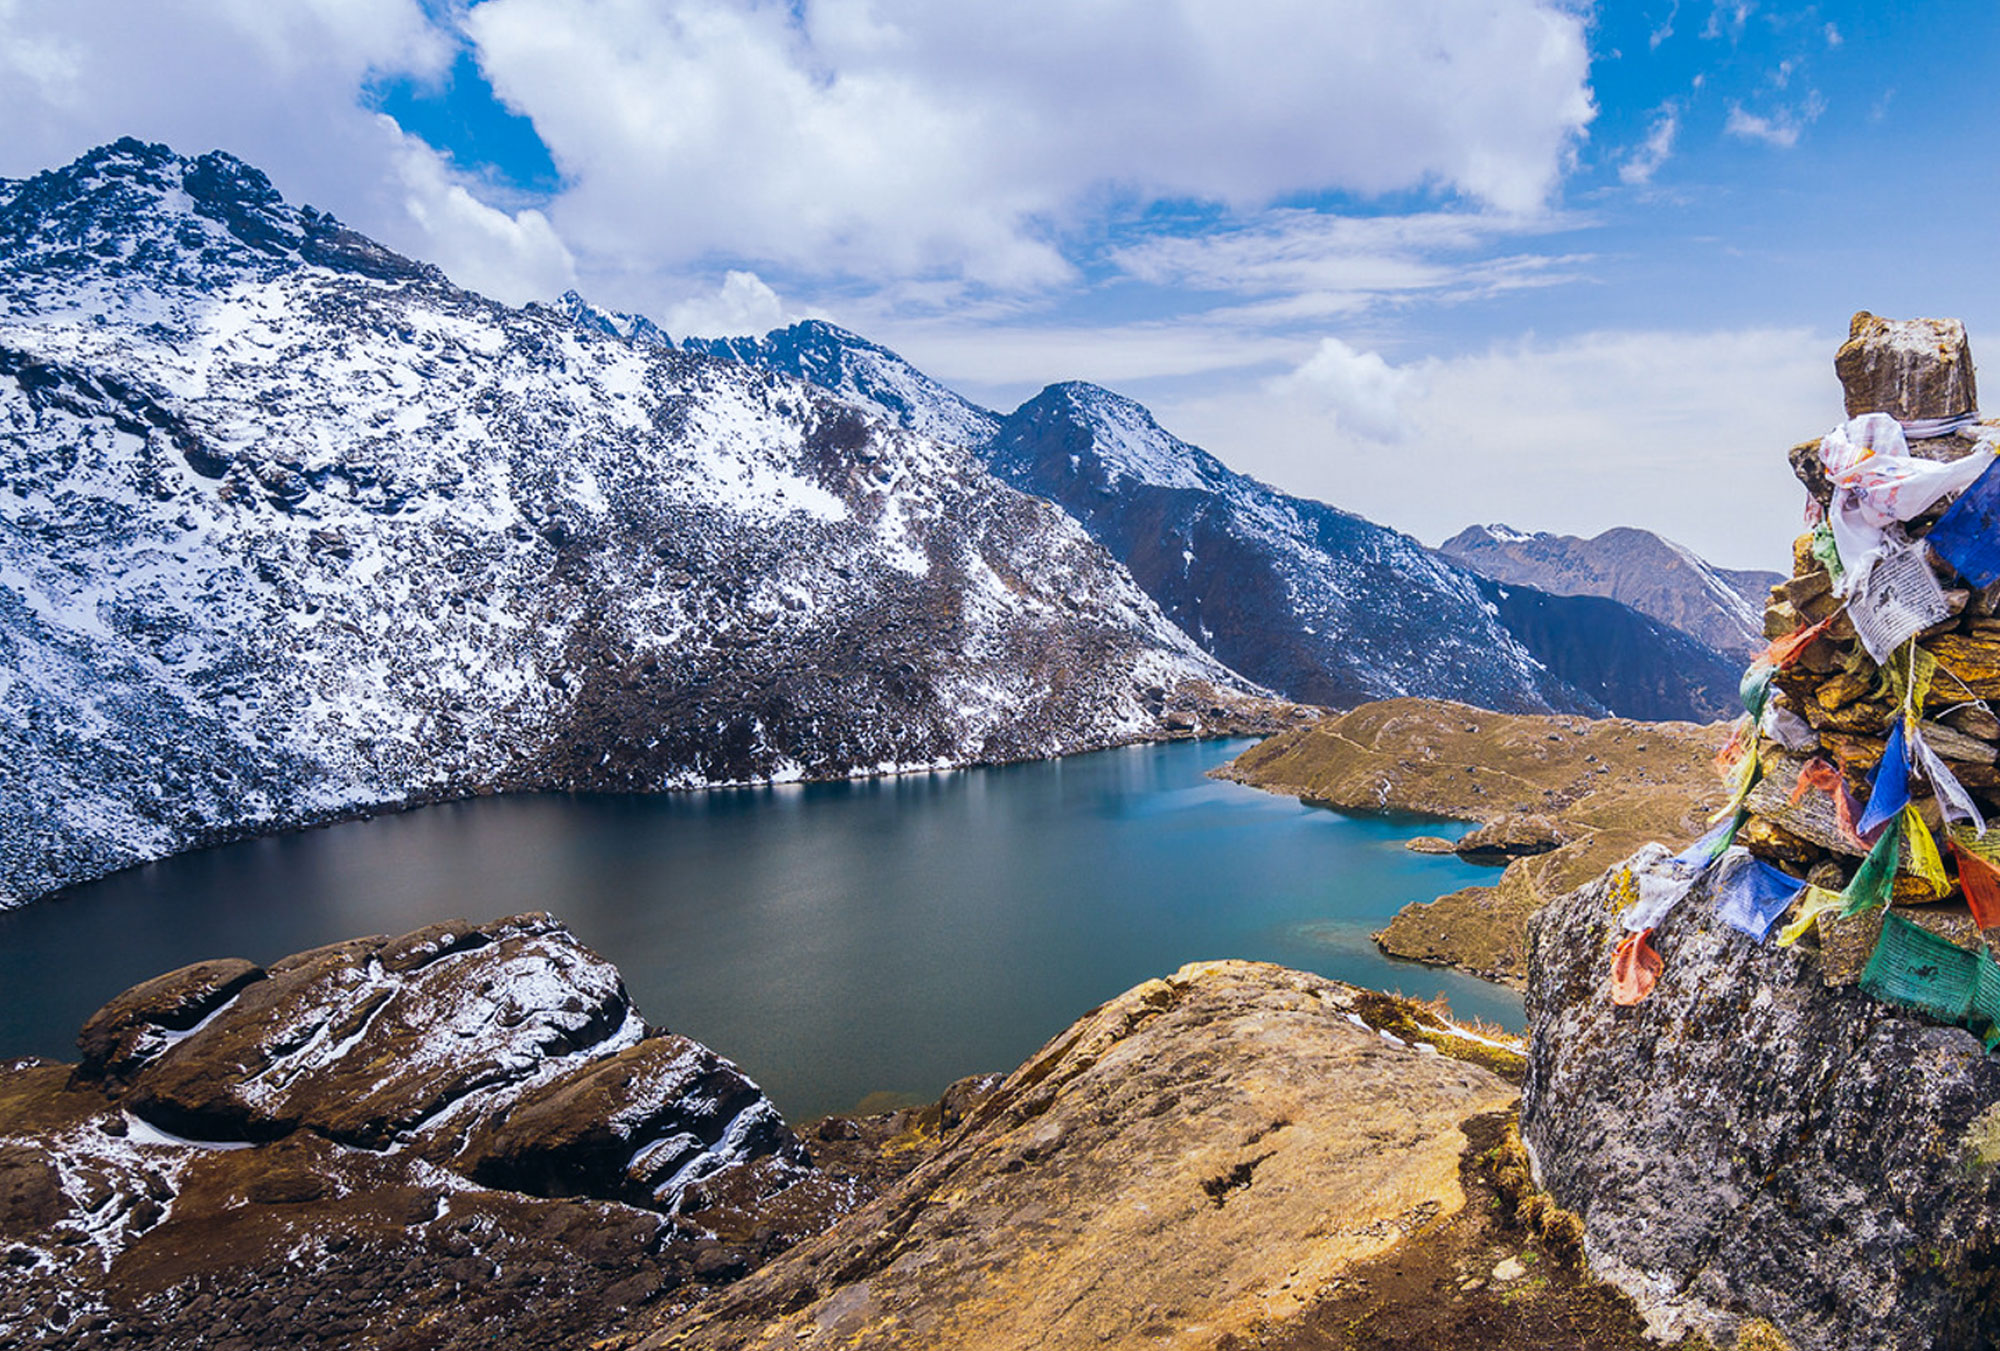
top-left (1216, 699), bottom-right (1729, 983)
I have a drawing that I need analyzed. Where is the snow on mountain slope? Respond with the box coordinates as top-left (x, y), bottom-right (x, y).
top-left (0, 139), bottom-right (1248, 908)
top-left (681, 321), bottom-right (1001, 450)
top-left (684, 324), bottom-right (1741, 721)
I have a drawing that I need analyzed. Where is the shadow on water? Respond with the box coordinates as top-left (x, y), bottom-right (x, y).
top-left (1, 740), bottom-right (1519, 1121)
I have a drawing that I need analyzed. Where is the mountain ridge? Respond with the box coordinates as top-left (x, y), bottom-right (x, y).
top-left (0, 139), bottom-right (1260, 908)
top-left (670, 315), bottom-right (1743, 720)
top-left (1440, 523), bottom-right (1784, 659)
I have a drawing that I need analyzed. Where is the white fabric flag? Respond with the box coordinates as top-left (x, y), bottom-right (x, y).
top-left (1846, 537), bottom-right (1952, 661)
top-left (1820, 413), bottom-right (1994, 593)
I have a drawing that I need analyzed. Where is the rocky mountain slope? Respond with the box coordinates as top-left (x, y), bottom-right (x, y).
top-left (641, 960), bottom-right (1523, 1351)
top-left (1440, 523), bottom-right (1784, 659)
top-left (676, 319), bottom-right (1741, 720)
top-left (0, 139), bottom-right (1264, 909)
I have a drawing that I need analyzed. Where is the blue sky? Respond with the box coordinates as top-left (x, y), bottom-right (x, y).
top-left (4, 1), bottom-right (1997, 569)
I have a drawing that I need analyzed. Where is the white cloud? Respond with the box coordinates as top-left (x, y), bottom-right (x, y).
top-left (0, 0), bottom-right (569, 304)
top-left (1107, 209), bottom-right (1593, 325)
top-left (665, 270), bottom-right (791, 337)
top-left (1824, 22), bottom-right (1843, 47)
top-left (1151, 326), bottom-right (1835, 571)
top-left (1619, 106), bottom-right (1680, 185)
top-left (1649, 1), bottom-right (1679, 49)
top-left (1725, 104), bottom-right (1795, 148)
top-left (1271, 338), bottom-right (1420, 443)
top-left (468, 0), bottom-right (1594, 288)
top-left (1725, 95), bottom-right (1823, 149)
top-left (868, 320), bottom-right (1301, 401)
top-left (1702, 1), bottom-right (1755, 42)
top-left (387, 125), bottom-right (575, 303)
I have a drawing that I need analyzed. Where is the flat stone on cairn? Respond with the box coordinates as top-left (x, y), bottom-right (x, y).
top-left (1835, 311), bottom-right (1978, 424)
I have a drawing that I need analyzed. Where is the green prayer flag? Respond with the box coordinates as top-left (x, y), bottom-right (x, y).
top-left (1861, 911), bottom-right (1978, 1023)
top-left (1741, 663), bottom-right (1775, 721)
top-left (1840, 812), bottom-right (1902, 917)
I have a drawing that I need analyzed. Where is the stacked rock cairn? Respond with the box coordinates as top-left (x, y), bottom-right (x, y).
top-left (1744, 312), bottom-right (2000, 981)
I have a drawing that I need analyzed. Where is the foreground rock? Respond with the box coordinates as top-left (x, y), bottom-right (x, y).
top-left (1523, 862), bottom-right (2000, 1350)
top-left (0, 914), bottom-right (855, 1350)
top-left (1522, 315), bottom-right (2000, 1351)
top-left (1218, 699), bottom-right (1725, 981)
top-left (638, 961), bottom-right (1520, 1351)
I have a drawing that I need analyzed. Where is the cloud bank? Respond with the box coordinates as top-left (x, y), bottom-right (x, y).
top-left (469, 0), bottom-right (1594, 288)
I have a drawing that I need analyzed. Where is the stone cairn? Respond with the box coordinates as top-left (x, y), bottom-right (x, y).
top-left (1740, 311), bottom-right (2000, 982)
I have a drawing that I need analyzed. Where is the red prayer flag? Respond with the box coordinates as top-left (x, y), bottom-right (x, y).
top-left (1792, 757), bottom-right (1866, 848)
top-left (1610, 929), bottom-right (1663, 1006)
top-left (1755, 613), bottom-right (1838, 669)
top-left (1949, 839), bottom-right (2000, 929)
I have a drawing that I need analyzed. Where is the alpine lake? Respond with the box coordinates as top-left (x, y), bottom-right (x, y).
top-left (1, 739), bottom-right (1519, 1122)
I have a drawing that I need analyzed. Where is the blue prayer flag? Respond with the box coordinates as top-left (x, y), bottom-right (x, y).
top-left (1928, 456), bottom-right (2000, 590)
top-left (1713, 851), bottom-right (1806, 942)
top-left (1857, 719), bottom-right (1911, 840)
top-left (1674, 810), bottom-right (1744, 871)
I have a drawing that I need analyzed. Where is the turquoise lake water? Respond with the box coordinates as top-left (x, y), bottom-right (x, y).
top-left (0, 739), bottom-right (1517, 1121)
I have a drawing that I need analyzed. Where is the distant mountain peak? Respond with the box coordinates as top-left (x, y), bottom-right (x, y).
top-left (1440, 522), bottom-right (1783, 659)
top-left (558, 289), bottom-right (672, 348)
top-left (1005, 381), bottom-right (1235, 495)
top-left (679, 319), bottom-right (1000, 449)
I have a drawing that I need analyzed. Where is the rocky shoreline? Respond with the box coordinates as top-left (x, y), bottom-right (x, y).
top-left (1215, 698), bottom-right (1725, 983)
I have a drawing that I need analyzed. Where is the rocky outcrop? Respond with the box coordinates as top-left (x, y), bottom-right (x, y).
top-left (1455, 812), bottom-right (1564, 862)
top-left (1218, 699), bottom-right (1726, 980)
top-left (637, 961), bottom-right (1520, 1351)
top-left (1523, 860), bottom-right (2000, 1350)
top-left (1522, 316), bottom-right (2000, 1350)
top-left (0, 914), bottom-right (855, 1351)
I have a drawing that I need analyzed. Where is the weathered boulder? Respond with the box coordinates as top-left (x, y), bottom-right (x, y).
top-left (119, 914), bottom-right (646, 1149)
top-left (73, 957), bottom-right (266, 1089)
top-left (459, 1033), bottom-right (807, 1212)
top-left (1835, 311), bottom-right (1978, 423)
top-left (1522, 859), bottom-right (2000, 1350)
top-left (641, 960), bottom-right (1518, 1351)
top-left (0, 914), bottom-right (848, 1351)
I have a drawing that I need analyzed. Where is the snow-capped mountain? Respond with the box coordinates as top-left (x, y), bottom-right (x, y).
top-left (677, 320), bottom-right (1739, 720)
top-left (0, 140), bottom-right (1251, 908)
top-left (1439, 524), bottom-right (1784, 659)
top-left (984, 384), bottom-right (1739, 716)
top-left (557, 288), bottom-right (671, 349)
top-left (682, 321), bottom-right (1001, 450)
